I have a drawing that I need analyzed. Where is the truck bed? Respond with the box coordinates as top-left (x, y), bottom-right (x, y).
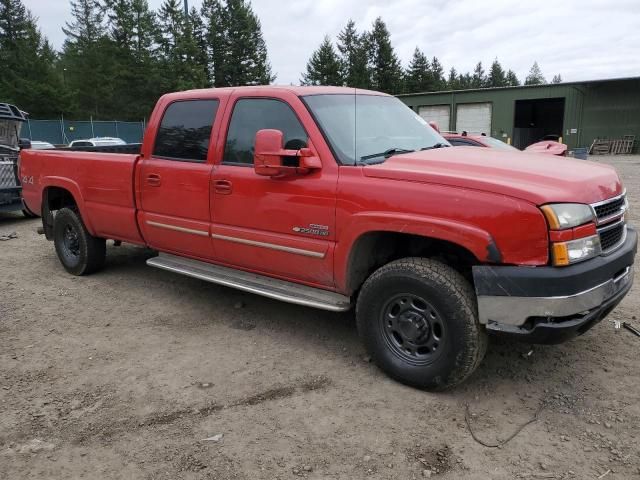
top-left (20, 148), bottom-right (144, 244)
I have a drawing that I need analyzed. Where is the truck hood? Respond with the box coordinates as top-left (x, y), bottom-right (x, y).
top-left (362, 147), bottom-right (622, 205)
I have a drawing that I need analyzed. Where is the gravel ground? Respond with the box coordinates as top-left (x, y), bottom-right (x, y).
top-left (1, 154), bottom-right (639, 480)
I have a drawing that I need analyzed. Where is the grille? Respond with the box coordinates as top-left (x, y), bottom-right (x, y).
top-left (593, 195), bottom-right (625, 222)
top-left (0, 157), bottom-right (18, 188)
top-left (598, 222), bottom-right (625, 252)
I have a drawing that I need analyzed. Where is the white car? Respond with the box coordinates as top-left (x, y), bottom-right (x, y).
top-left (68, 137), bottom-right (126, 147)
top-left (30, 140), bottom-right (56, 149)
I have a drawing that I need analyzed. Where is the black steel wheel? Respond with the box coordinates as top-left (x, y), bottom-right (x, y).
top-left (380, 293), bottom-right (446, 366)
top-left (356, 257), bottom-right (487, 391)
top-left (53, 207), bottom-right (106, 275)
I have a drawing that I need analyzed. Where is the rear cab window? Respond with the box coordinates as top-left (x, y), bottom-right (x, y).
top-left (153, 99), bottom-right (219, 162)
top-left (223, 98), bottom-right (308, 166)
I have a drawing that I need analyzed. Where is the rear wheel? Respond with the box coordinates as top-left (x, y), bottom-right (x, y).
top-left (356, 257), bottom-right (487, 391)
top-left (53, 207), bottom-right (106, 275)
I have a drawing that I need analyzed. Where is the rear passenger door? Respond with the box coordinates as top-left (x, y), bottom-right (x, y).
top-left (138, 99), bottom-right (221, 259)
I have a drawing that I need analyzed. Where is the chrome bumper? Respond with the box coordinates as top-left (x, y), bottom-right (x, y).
top-left (477, 265), bottom-right (633, 327)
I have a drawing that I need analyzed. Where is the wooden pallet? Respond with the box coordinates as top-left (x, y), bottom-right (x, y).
top-left (589, 136), bottom-right (635, 155)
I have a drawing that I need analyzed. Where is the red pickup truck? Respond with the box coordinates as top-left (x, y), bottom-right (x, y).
top-left (20, 86), bottom-right (636, 390)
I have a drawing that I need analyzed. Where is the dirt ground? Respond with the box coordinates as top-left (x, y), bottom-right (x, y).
top-left (1, 154), bottom-right (639, 480)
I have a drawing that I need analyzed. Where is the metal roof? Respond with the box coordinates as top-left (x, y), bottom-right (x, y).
top-left (397, 75), bottom-right (640, 97)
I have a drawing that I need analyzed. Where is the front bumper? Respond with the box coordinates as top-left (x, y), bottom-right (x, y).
top-left (473, 227), bottom-right (637, 344)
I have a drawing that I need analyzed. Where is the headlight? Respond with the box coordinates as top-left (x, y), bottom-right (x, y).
top-left (540, 203), bottom-right (595, 229)
top-left (551, 234), bottom-right (602, 266)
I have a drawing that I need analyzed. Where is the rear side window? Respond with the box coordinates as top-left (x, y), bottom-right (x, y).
top-left (223, 98), bottom-right (307, 165)
top-left (153, 100), bottom-right (219, 162)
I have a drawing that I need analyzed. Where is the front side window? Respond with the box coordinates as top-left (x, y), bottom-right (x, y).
top-left (153, 99), bottom-right (219, 162)
top-left (223, 98), bottom-right (308, 165)
top-left (303, 94), bottom-right (448, 165)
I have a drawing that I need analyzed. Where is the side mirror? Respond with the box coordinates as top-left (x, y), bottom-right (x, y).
top-left (18, 138), bottom-right (31, 150)
top-left (254, 129), bottom-right (321, 177)
top-left (428, 121), bottom-right (440, 133)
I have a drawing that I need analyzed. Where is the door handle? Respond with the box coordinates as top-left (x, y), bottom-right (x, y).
top-left (214, 179), bottom-right (232, 195)
top-left (146, 173), bottom-right (161, 187)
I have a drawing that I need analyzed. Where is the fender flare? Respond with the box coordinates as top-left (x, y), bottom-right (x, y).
top-left (41, 177), bottom-right (97, 236)
top-left (335, 212), bottom-right (499, 292)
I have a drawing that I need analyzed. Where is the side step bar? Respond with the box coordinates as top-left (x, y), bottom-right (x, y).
top-left (147, 253), bottom-right (352, 312)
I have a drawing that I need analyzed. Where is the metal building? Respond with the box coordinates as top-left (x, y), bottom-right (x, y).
top-left (398, 76), bottom-right (640, 152)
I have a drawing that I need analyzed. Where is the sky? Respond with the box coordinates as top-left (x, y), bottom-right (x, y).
top-left (23, 0), bottom-right (640, 86)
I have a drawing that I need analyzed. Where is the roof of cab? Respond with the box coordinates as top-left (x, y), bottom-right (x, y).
top-left (166, 85), bottom-right (388, 101)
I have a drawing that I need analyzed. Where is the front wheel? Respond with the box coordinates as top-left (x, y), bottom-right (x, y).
top-left (356, 258), bottom-right (487, 391)
top-left (53, 207), bottom-right (106, 275)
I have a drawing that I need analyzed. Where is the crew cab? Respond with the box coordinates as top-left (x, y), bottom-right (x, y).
top-left (20, 86), bottom-right (637, 390)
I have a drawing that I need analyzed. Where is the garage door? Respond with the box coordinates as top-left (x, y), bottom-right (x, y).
top-left (456, 103), bottom-right (492, 135)
top-left (418, 105), bottom-right (450, 131)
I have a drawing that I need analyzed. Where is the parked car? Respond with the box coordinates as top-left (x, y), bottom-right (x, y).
top-left (444, 131), bottom-right (520, 151)
top-left (0, 102), bottom-right (37, 217)
top-left (68, 137), bottom-right (126, 148)
top-left (445, 131), bottom-right (569, 156)
top-left (30, 140), bottom-right (56, 150)
top-left (20, 86), bottom-right (636, 390)
top-left (525, 140), bottom-right (568, 156)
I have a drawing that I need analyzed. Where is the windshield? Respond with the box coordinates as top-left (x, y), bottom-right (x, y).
top-left (482, 136), bottom-right (519, 151)
top-left (303, 94), bottom-right (448, 165)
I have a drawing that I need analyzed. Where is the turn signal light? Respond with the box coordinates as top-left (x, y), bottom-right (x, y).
top-left (551, 234), bottom-right (601, 266)
top-left (551, 243), bottom-right (570, 266)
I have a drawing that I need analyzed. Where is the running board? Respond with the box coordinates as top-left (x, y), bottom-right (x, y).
top-left (147, 253), bottom-right (352, 312)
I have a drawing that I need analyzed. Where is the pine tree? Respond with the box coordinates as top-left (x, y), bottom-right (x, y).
top-left (446, 67), bottom-right (459, 90)
top-left (551, 74), bottom-right (562, 84)
top-left (471, 61), bottom-right (486, 88)
top-left (201, 0), bottom-right (274, 87)
top-left (301, 36), bottom-right (342, 86)
top-left (525, 61), bottom-right (545, 85)
top-left (200, 0), bottom-right (225, 86)
top-left (430, 56), bottom-right (445, 90)
top-left (487, 58), bottom-right (507, 87)
top-left (505, 69), bottom-right (520, 86)
top-left (189, 6), bottom-right (210, 86)
top-left (367, 17), bottom-right (402, 94)
top-left (0, 0), bottom-right (70, 117)
top-left (457, 72), bottom-right (472, 90)
top-left (60, 0), bottom-right (120, 118)
top-left (157, 0), bottom-right (207, 92)
top-left (104, 0), bottom-right (161, 119)
top-left (404, 47), bottom-right (433, 93)
top-left (336, 19), bottom-right (369, 89)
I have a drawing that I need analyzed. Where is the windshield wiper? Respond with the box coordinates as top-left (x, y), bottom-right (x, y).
top-left (420, 143), bottom-right (450, 151)
top-left (358, 148), bottom-right (415, 163)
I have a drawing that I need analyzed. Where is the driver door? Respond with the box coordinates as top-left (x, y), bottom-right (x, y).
top-left (210, 94), bottom-right (337, 287)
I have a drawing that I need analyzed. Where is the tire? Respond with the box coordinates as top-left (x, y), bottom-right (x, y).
top-left (53, 207), bottom-right (106, 275)
top-left (356, 257), bottom-right (487, 391)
